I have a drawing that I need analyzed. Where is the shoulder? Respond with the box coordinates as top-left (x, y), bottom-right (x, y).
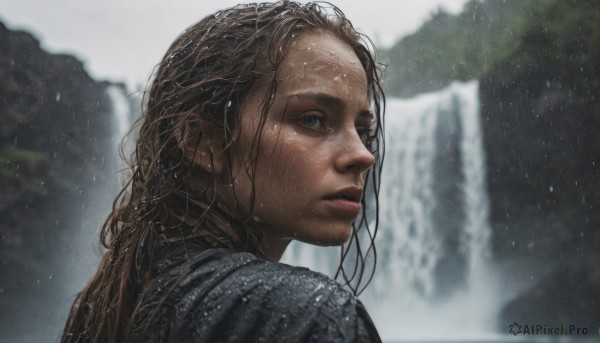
top-left (167, 249), bottom-right (381, 342)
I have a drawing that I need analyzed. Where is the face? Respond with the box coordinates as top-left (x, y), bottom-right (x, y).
top-left (222, 31), bottom-right (375, 260)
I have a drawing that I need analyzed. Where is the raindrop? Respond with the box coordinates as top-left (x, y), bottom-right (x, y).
top-left (549, 185), bottom-right (554, 193)
top-left (56, 92), bottom-right (61, 102)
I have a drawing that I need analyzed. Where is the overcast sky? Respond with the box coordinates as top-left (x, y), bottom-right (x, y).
top-left (0, 0), bottom-right (470, 89)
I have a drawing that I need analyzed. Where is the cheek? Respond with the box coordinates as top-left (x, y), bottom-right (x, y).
top-left (261, 133), bottom-right (327, 187)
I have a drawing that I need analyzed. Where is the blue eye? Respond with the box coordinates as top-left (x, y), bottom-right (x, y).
top-left (297, 113), bottom-right (326, 130)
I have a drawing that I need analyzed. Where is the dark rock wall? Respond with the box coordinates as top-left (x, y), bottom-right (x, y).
top-left (480, 0), bottom-right (600, 330)
top-left (481, 63), bottom-right (600, 260)
top-left (0, 21), bottom-right (114, 338)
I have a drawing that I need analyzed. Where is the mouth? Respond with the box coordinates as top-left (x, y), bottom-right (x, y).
top-left (323, 187), bottom-right (363, 216)
top-left (324, 186), bottom-right (363, 202)
top-left (327, 194), bottom-right (359, 202)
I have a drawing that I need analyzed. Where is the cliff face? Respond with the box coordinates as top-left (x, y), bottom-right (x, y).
top-left (480, 0), bottom-right (600, 329)
top-left (0, 21), bottom-right (115, 337)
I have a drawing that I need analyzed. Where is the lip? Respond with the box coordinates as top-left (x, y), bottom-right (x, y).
top-left (323, 186), bottom-right (363, 216)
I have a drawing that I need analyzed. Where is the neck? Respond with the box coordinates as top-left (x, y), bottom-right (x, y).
top-left (261, 234), bottom-right (292, 261)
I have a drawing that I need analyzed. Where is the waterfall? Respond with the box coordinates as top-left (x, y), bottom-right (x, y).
top-left (106, 85), bottom-right (133, 147)
top-left (283, 81), bottom-right (500, 341)
top-left (57, 85), bottom-right (135, 340)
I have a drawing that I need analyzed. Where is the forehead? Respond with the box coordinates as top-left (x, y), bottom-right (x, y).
top-left (270, 31), bottom-right (368, 103)
top-left (278, 31), bottom-right (368, 93)
top-left (239, 30), bottom-right (369, 118)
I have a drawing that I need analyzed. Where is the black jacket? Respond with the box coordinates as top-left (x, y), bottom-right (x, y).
top-left (129, 248), bottom-right (381, 342)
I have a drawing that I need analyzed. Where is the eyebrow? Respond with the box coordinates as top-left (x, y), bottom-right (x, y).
top-left (287, 92), bottom-right (373, 119)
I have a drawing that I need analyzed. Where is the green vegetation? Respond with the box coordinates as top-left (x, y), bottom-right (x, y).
top-left (0, 148), bottom-right (48, 191)
top-left (380, 0), bottom-right (600, 98)
top-left (513, 0), bottom-right (600, 96)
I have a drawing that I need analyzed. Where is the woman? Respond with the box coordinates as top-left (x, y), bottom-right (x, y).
top-left (62, 1), bottom-right (385, 342)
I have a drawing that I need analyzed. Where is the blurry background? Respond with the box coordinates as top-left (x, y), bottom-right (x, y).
top-left (1, 0), bottom-right (599, 342)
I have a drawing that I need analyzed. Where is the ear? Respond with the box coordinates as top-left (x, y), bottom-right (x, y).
top-left (174, 118), bottom-right (224, 175)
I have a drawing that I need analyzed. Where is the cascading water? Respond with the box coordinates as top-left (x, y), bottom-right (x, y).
top-left (57, 85), bottom-right (135, 339)
top-left (105, 85), bottom-right (136, 174)
top-left (106, 85), bottom-right (133, 147)
top-left (283, 81), bottom-right (501, 341)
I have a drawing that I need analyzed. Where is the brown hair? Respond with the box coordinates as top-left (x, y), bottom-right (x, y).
top-left (62, 1), bottom-right (385, 342)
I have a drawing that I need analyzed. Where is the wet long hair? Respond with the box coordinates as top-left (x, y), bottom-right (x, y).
top-left (62, 1), bottom-right (385, 342)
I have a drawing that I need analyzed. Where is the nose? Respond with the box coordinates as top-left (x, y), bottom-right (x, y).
top-left (334, 129), bottom-right (375, 174)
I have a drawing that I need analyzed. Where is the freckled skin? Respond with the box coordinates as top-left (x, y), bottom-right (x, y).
top-left (222, 31), bottom-right (374, 261)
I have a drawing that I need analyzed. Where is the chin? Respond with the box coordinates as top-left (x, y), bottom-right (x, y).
top-left (303, 224), bottom-right (353, 246)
